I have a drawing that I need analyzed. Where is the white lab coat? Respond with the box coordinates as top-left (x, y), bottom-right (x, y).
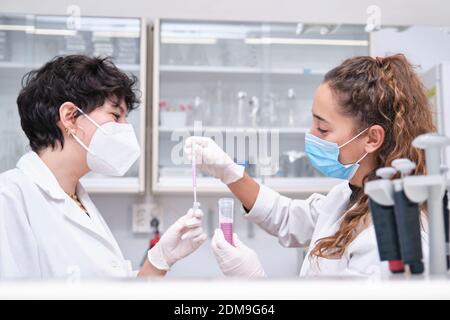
top-left (0, 151), bottom-right (133, 279)
top-left (245, 182), bottom-right (429, 277)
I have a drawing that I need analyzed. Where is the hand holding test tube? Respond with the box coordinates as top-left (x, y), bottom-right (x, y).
top-left (211, 227), bottom-right (266, 277)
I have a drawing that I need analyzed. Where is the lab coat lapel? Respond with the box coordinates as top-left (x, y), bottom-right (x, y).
top-left (17, 151), bottom-right (68, 201)
top-left (62, 197), bottom-right (112, 247)
top-left (75, 184), bottom-right (124, 257)
top-left (17, 152), bottom-right (121, 256)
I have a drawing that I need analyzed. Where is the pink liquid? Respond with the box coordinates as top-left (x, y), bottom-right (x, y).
top-left (220, 222), bottom-right (234, 245)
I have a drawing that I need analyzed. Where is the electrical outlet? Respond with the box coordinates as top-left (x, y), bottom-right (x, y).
top-left (132, 203), bottom-right (161, 234)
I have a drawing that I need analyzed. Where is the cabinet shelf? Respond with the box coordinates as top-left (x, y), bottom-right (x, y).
top-left (0, 61), bottom-right (140, 72)
top-left (154, 176), bottom-right (342, 194)
top-left (158, 126), bottom-right (310, 133)
top-left (160, 64), bottom-right (326, 76)
top-left (153, 19), bottom-right (369, 195)
top-left (0, 62), bottom-right (36, 69)
top-left (80, 177), bottom-right (141, 193)
top-left (0, 15), bottom-right (147, 194)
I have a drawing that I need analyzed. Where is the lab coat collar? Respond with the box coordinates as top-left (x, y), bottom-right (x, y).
top-left (17, 152), bottom-right (124, 257)
top-left (16, 151), bottom-right (67, 201)
top-left (71, 184), bottom-right (123, 256)
top-left (75, 185), bottom-right (125, 257)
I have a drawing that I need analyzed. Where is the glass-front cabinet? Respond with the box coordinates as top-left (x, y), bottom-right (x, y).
top-left (153, 19), bottom-right (370, 194)
top-left (0, 14), bottom-right (147, 193)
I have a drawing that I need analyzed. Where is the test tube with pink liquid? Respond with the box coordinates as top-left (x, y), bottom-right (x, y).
top-left (218, 198), bottom-right (234, 245)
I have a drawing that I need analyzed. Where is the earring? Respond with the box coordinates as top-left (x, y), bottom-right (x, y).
top-left (65, 127), bottom-right (73, 136)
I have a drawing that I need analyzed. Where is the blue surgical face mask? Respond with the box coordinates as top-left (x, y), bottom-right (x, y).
top-left (305, 128), bottom-right (369, 180)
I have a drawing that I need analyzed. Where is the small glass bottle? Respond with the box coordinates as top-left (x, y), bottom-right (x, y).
top-left (235, 91), bottom-right (248, 126)
top-left (286, 88), bottom-right (297, 127)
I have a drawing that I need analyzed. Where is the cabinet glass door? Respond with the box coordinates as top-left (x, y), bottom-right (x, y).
top-left (154, 19), bottom-right (370, 193)
top-left (0, 14), bottom-right (34, 174)
top-left (0, 14), bottom-right (146, 193)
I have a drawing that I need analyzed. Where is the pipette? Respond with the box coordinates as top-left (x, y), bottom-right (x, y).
top-left (366, 167), bottom-right (405, 273)
top-left (391, 158), bottom-right (424, 274)
top-left (192, 150), bottom-right (200, 211)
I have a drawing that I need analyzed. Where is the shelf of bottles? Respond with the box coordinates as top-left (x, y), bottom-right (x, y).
top-left (153, 19), bottom-right (370, 194)
top-left (0, 13), bottom-right (147, 193)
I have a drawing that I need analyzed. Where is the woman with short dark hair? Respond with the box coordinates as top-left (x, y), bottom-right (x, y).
top-left (0, 55), bottom-right (206, 279)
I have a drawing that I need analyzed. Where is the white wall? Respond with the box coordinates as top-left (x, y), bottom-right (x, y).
top-left (371, 26), bottom-right (450, 72)
top-left (1, 0), bottom-right (450, 27)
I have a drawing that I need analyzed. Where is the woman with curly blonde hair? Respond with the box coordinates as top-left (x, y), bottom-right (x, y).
top-left (185, 53), bottom-right (434, 277)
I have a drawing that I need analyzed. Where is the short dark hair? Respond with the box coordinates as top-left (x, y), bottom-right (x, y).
top-left (17, 55), bottom-right (140, 152)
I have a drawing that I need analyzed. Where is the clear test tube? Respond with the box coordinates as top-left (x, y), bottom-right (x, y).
top-left (218, 198), bottom-right (234, 245)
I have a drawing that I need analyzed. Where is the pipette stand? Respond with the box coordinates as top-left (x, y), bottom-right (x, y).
top-left (404, 133), bottom-right (450, 276)
top-left (365, 167), bottom-right (405, 273)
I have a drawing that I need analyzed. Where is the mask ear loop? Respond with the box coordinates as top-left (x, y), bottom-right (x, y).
top-left (67, 107), bottom-right (101, 156)
top-left (342, 152), bottom-right (368, 168)
top-left (69, 130), bottom-right (97, 156)
top-left (353, 127), bottom-right (371, 164)
top-left (339, 127), bottom-right (370, 167)
top-left (338, 127), bottom-right (370, 149)
top-left (75, 107), bottom-right (107, 135)
top-left (355, 152), bottom-right (368, 164)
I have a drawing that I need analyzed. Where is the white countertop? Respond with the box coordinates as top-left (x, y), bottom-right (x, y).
top-left (1, 276), bottom-right (449, 299)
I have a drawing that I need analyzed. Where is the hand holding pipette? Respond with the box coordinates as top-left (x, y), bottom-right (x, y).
top-left (146, 149), bottom-right (206, 271)
top-left (184, 136), bottom-right (245, 185)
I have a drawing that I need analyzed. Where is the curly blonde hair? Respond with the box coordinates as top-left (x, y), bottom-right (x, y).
top-left (310, 54), bottom-right (435, 259)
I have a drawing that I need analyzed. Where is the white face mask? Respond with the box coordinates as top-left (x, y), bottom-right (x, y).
top-left (70, 107), bottom-right (141, 176)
